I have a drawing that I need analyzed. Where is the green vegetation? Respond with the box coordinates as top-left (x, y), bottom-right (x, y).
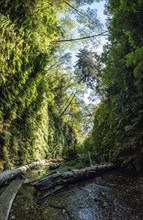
top-left (83, 0), bottom-right (143, 171)
top-left (0, 0), bottom-right (143, 171)
top-left (0, 0), bottom-right (81, 167)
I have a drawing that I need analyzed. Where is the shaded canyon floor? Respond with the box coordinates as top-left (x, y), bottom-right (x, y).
top-left (8, 166), bottom-right (143, 220)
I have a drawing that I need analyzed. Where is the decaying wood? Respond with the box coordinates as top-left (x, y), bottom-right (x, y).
top-left (0, 160), bottom-right (46, 187)
top-left (0, 180), bottom-right (23, 220)
top-left (31, 163), bottom-right (115, 200)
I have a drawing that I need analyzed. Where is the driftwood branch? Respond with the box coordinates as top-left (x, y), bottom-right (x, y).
top-left (0, 180), bottom-right (23, 220)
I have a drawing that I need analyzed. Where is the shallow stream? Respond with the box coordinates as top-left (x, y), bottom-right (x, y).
top-left (8, 165), bottom-right (143, 220)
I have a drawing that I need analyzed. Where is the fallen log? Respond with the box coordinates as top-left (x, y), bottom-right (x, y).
top-left (0, 160), bottom-right (46, 187)
top-left (0, 180), bottom-right (23, 220)
top-left (30, 163), bottom-right (115, 200)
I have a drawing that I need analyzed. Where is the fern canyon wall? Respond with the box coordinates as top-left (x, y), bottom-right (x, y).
top-left (0, 0), bottom-right (79, 167)
top-left (1, 0), bottom-right (143, 171)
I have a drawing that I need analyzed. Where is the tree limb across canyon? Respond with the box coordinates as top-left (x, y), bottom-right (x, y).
top-left (56, 31), bottom-right (108, 43)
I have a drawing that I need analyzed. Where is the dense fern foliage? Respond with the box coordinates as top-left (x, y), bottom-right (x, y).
top-left (87, 0), bottom-right (143, 170)
top-left (1, 0), bottom-right (143, 171)
top-left (0, 0), bottom-right (80, 167)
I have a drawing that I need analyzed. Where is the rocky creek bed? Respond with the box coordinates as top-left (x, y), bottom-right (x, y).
top-left (7, 165), bottom-right (143, 220)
